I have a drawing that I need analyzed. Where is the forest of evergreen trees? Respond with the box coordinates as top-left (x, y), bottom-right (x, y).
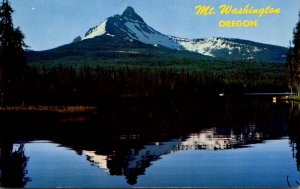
top-left (16, 62), bottom-right (284, 105)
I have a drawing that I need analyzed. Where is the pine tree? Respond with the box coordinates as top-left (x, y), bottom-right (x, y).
top-left (0, 0), bottom-right (27, 76)
top-left (294, 13), bottom-right (300, 94)
top-left (287, 13), bottom-right (300, 95)
top-left (286, 43), bottom-right (295, 93)
top-left (0, 0), bottom-right (27, 104)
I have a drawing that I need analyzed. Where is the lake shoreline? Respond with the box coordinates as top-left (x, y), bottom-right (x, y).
top-left (0, 94), bottom-right (293, 113)
top-left (0, 105), bottom-right (98, 113)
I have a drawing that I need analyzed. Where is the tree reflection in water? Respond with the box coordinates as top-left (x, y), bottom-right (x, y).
top-left (0, 141), bottom-right (30, 188)
top-left (288, 103), bottom-right (300, 171)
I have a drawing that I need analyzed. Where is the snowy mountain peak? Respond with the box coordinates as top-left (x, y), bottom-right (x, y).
top-left (121, 6), bottom-right (144, 23)
top-left (82, 7), bottom-right (182, 49)
top-left (80, 6), bottom-right (287, 61)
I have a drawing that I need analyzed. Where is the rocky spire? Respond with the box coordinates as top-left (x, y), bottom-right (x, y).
top-left (121, 6), bottom-right (144, 23)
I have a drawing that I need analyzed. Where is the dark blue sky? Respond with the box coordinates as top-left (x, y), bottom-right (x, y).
top-left (10, 0), bottom-right (300, 51)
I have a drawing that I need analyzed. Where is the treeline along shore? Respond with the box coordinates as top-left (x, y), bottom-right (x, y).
top-left (1, 60), bottom-right (285, 105)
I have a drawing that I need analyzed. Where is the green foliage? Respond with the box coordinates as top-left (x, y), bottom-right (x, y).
top-left (286, 12), bottom-right (300, 94)
top-left (0, 0), bottom-right (27, 74)
top-left (16, 60), bottom-right (286, 105)
top-left (0, 0), bottom-right (27, 103)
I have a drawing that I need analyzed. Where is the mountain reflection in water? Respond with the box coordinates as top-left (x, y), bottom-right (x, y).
top-left (0, 97), bottom-right (300, 187)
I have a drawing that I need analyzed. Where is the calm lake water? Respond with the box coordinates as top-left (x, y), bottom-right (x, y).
top-left (1, 97), bottom-right (300, 188)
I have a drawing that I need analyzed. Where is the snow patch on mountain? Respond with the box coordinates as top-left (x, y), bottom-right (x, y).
top-left (124, 22), bottom-right (181, 49)
top-left (175, 37), bottom-right (263, 57)
top-left (84, 19), bottom-right (108, 40)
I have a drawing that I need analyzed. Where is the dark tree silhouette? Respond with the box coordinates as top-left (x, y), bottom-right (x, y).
top-left (286, 43), bottom-right (295, 93)
top-left (0, 142), bottom-right (30, 187)
top-left (286, 13), bottom-right (300, 95)
top-left (0, 0), bottom-right (27, 104)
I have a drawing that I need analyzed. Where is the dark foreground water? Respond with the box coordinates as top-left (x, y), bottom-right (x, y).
top-left (1, 97), bottom-right (300, 188)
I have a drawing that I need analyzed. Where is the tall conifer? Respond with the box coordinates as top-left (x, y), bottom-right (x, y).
top-left (286, 13), bottom-right (300, 94)
top-left (0, 0), bottom-right (27, 76)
